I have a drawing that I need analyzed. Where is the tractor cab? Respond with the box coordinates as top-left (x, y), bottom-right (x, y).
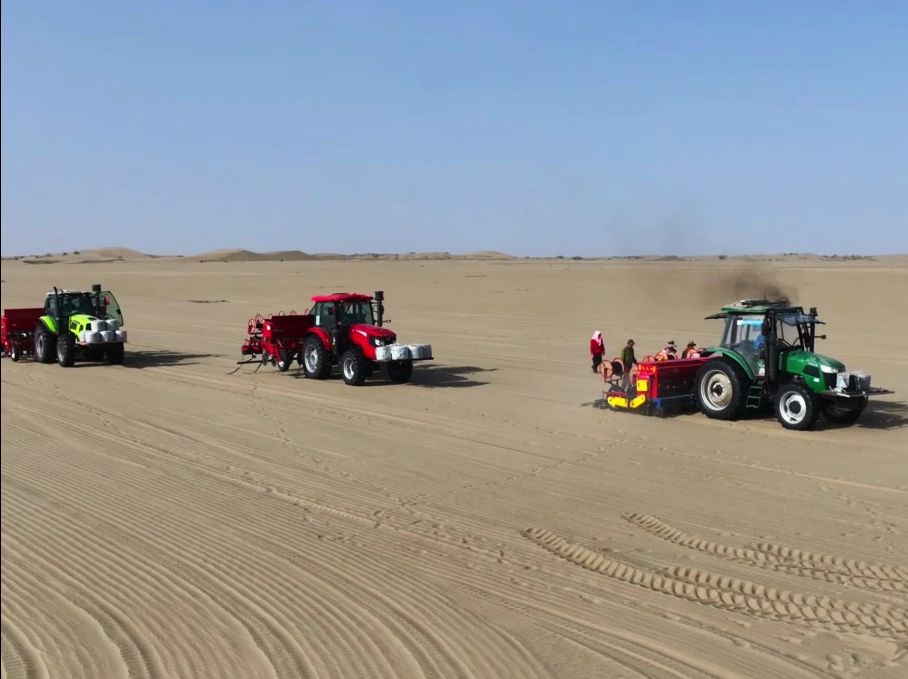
top-left (707, 299), bottom-right (827, 379)
top-left (46, 291), bottom-right (95, 318)
top-left (310, 296), bottom-right (375, 330)
top-left (44, 288), bottom-right (124, 324)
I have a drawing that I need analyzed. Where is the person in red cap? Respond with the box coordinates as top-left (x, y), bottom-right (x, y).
top-left (590, 330), bottom-right (605, 372)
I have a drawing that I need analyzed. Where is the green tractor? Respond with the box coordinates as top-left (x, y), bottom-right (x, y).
top-left (34, 284), bottom-right (127, 367)
top-left (695, 299), bottom-right (890, 430)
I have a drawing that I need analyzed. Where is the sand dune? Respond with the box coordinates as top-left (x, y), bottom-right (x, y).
top-left (2, 255), bottom-right (907, 678)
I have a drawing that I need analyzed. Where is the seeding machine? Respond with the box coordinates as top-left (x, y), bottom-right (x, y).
top-left (237, 290), bottom-right (432, 385)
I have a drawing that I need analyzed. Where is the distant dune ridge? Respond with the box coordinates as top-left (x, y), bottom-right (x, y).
top-left (194, 248), bottom-right (520, 262)
top-left (2, 246), bottom-right (888, 263)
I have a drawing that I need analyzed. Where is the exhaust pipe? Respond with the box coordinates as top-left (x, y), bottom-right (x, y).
top-left (92, 283), bottom-right (102, 316)
top-left (374, 290), bottom-right (384, 327)
top-left (763, 316), bottom-right (778, 383)
top-left (53, 286), bottom-right (65, 336)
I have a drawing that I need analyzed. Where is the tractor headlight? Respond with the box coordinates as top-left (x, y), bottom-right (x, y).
top-left (820, 365), bottom-right (839, 374)
top-left (371, 337), bottom-right (385, 347)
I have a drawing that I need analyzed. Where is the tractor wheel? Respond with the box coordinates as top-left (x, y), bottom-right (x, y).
top-left (57, 334), bottom-right (76, 367)
top-left (302, 336), bottom-right (331, 379)
top-left (105, 342), bottom-right (125, 365)
top-left (775, 382), bottom-right (819, 430)
top-left (822, 398), bottom-right (866, 426)
top-left (695, 359), bottom-right (748, 420)
top-left (34, 324), bottom-right (57, 363)
top-left (386, 360), bottom-right (413, 384)
top-left (10, 343), bottom-right (21, 362)
top-left (276, 349), bottom-right (295, 372)
top-left (340, 348), bottom-right (367, 386)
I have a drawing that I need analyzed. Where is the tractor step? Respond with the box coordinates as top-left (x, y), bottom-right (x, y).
top-left (746, 378), bottom-right (765, 409)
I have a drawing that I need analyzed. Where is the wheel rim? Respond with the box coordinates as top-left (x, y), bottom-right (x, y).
top-left (779, 392), bottom-right (807, 424)
top-left (343, 357), bottom-right (355, 380)
top-left (701, 370), bottom-right (732, 410)
top-left (37, 333), bottom-right (45, 358)
top-left (304, 345), bottom-right (319, 372)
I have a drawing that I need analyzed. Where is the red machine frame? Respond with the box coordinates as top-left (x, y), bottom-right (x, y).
top-left (1, 307), bottom-right (44, 361)
top-left (600, 356), bottom-right (710, 417)
top-left (241, 311), bottom-right (315, 371)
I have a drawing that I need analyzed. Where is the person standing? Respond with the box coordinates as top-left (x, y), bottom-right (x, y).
top-left (620, 339), bottom-right (638, 388)
top-left (590, 330), bottom-right (605, 372)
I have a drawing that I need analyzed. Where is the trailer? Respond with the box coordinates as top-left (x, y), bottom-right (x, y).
top-left (597, 357), bottom-right (709, 417)
top-left (1, 307), bottom-right (45, 361)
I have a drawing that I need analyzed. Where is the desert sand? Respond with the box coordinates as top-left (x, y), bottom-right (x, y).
top-left (2, 254), bottom-right (907, 678)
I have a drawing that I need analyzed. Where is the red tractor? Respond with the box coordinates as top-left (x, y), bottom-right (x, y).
top-left (239, 291), bottom-right (432, 385)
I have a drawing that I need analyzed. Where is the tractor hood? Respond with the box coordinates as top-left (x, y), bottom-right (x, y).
top-left (350, 324), bottom-right (396, 345)
top-left (783, 350), bottom-right (846, 375)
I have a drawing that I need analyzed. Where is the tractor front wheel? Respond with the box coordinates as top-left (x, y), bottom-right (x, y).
top-left (695, 359), bottom-right (748, 420)
top-left (775, 382), bottom-right (818, 430)
top-left (386, 360), bottom-right (413, 384)
top-left (822, 398), bottom-right (866, 426)
top-left (105, 343), bottom-right (125, 365)
top-left (34, 324), bottom-right (56, 363)
top-left (57, 334), bottom-right (76, 367)
top-left (341, 349), bottom-right (367, 386)
top-left (302, 336), bottom-right (331, 379)
top-left (10, 343), bottom-right (21, 362)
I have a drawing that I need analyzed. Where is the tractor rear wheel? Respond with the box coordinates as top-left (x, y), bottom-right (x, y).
top-left (277, 349), bottom-right (295, 372)
top-left (34, 325), bottom-right (56, 363)
top-left (822, 398), bottom-right (866, 425)
top-left (775, 382), bottom-right (819, 430)
top-left (386, 360), bottom-right (413, 384)
top-left (105, 342), bottom-right (125, 365)
top-left (302, 336), bottom-right (331, 379)
top-left (695, 359), bottom-right (748, 420)
top-left (341, 348), bottom-right (367, 386)
top-left (57, 334), bottom-right (76, 367)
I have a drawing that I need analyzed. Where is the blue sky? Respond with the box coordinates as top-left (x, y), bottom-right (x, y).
top-left (2, 1), bottom-right (906, 257)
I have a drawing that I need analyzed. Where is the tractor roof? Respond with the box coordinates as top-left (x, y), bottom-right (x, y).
top-left (310, 292), bottom-right (374, 303)
top-left (706, 298), bottom-right (802, 319)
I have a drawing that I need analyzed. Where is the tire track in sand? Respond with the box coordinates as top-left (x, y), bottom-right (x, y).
top-left (624, 512), bottom-right (908, 593)
top-left (523, 527), bottom-right (908, 640)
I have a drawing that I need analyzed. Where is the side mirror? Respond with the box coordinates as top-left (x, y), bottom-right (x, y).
top-left (817, 334), bottom-right (827, 340)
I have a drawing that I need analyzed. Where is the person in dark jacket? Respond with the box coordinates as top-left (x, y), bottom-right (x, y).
top-left (620, 339), bottom-right (638, 388)
top-left (620, 339), bottom-right (637, 368)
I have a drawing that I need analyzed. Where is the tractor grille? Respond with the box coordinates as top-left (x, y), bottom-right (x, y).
top-left (824, 373), bottom-right (838, 390)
